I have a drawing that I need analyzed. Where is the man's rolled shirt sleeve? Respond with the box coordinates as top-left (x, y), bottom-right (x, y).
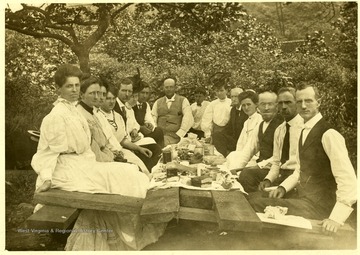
top-left (322, 129), bottom-right (357, 224)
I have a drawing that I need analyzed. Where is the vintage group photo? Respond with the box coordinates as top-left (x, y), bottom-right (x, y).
top-left (4, 2), bottom-right (358, 251)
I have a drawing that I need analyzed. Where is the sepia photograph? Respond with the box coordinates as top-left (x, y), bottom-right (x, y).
top-left (3, 1), bottom-right (358, 252)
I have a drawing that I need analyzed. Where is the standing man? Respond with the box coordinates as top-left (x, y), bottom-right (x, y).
top-left (258, 87), bottom-right (304, 190)
top-left (227, 91), bottom-right (284, 192)
top-left (188, 87), bottom-right (210, 139)
top-left (201, 82), bottom-right (232, 143)
top-left (249, 84), bottom-right (357, 234)
top-left (132, 81), bottom-right (165, 148)
top-left (212, 87), bottom-right (248, 157)
top-left (152, 77), bottom-right (194, 146)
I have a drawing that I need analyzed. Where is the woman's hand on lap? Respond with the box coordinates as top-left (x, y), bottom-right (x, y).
top-left (36, 180), bottom-right (52, 193)
top-left (139, 147), bottom-right (152, 158)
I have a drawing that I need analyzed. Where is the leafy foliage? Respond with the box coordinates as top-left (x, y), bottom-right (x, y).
top-left (331, 2), bottom-right (357, 70)
top-left (5, 2), bottom-right (357, 169)
top-left (296, 31), bottom-right (330, 57)
top-left (242, 2), bottom-right (342, 40)
top-left (5, 3), bottom-right (133, 72)
top-left (100, 3), bottom-right (280, 100)
top-left (5, 31), bottom-right (76, 168)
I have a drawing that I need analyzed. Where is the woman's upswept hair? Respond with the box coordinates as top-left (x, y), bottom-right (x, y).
top-left (54, 64), bottom-right (82, 87)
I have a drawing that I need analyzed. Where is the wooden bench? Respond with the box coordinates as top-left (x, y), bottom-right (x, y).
top-left (26, 205), bottom-right (79, 230)
top-left (27, 189), bottom-right (144, 230)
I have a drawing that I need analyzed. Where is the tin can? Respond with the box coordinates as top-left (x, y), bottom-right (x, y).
top-left (162, 150), bottom-right (172, 163)
top-left (166, 168), bottom-right (178, 178)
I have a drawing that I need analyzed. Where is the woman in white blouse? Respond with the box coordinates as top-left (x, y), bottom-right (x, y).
top-left (31, 64), bottom-right (165, 250)
top-left (98, 83), bottom-right (161, 172)
top-left (76, 76), bottom-right (150, 175)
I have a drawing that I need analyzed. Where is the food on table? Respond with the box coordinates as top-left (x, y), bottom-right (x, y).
top-left (189, 152), bottom-right (203, 164)
top-left (177, 148), bottom-right (191, 160)
top-left (166, 168), bottom-right (178, 178)
top-left (203, 155), bottom-right (226, 166)
top-left (264, 206), bottom-right (288, 219)
top-left (191, 175), bottom-right (213, 188)
top-left (221, 180), bottom-right (233, 189)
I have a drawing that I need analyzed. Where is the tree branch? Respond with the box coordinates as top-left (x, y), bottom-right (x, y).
top-left (111, 3), bottom-right (133, 20)
top-left (57, 20), bottom-right (98, 26)
top-left (82, 9), bottom-right (111, 50)
top-left (12, 4), bottom-right (79, 43)
top-left (20, 5), bottom-right (48, 16)
top-left (45, 24), bottom-right (78, 43)
top-left (5, 24), bottom-right (73, 46)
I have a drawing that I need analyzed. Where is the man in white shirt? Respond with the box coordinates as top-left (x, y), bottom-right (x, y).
top-left (248, 84), bottom-right (357, 234)
top-left (201, 82), bottom-right (232, 142)
top-left (188, 87), bottom-right (210, 139)
top-left (258, 87), bottom-right (304, 191)
top-left (227, 91), bottom-right (284, 192)
top-left (152, 77), bottom-right (194, 146)
top-left (114, 77), bottom-right (162, 170)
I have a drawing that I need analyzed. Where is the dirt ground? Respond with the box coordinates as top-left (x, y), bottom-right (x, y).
top-left (5, 170), bottom-right (358, 251)
top-left (5, 218), bottom-right (358, 251)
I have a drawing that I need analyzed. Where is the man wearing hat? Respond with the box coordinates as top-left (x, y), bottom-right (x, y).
top-left (188, 87), bottom-right (210, 139)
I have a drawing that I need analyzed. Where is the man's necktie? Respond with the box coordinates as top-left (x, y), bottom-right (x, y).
top-left (121, 106), bottom-right (127, 123)
top-left (280, 122), bottom-right (290, 164)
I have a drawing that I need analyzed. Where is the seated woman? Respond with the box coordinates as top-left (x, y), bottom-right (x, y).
top-left (31, 64), bottom-right (166, 250)
top-left (76, 76), bottom-right (150, 175)
top-left (99, 83), bottom-right (162, 172)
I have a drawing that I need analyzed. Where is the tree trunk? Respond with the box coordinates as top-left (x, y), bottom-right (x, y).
top-left (72, 45), bottom-right (91, 74)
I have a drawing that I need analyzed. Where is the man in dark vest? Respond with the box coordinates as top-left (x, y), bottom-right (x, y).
top-left (258, 87), bottom-right (304, 191)
top-left (132, 81), bottom-right (165, 148)
top-left (227, 90), bottom-right (284, 192)
top-left (151, 77), bottom-right (194, 146)
top-left (212, 87), bottom-right (248, 157)
top-left (248, 84), bottom-right (357, 234)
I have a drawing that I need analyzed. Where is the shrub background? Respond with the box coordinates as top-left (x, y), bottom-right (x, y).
top-left (5, 3), bottom-right (357, 170)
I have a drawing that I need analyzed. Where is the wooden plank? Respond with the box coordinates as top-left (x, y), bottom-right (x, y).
top-left (262, 219), bottom-right (355, 235)
top-left (212, 190), bottom-right (262, 232)
top-left (179, 189), bottom-right (213, 210)
top-left (178, 207), bottom-right (217, 223)
top-left (34, 189), bottom-right (144, 214)
top-left (140, 187), bottom-right (179, 223)
top-left (26, 205), bottom-right (79, 230)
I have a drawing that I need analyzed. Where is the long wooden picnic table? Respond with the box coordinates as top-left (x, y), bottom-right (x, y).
top-left (29, 187), bottom-right (263, 232)
top-left (28, 187), bottom-right (355, 237)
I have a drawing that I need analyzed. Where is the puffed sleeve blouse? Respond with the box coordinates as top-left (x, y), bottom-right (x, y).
top-left (31, 98), bottom-right (94, 183)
